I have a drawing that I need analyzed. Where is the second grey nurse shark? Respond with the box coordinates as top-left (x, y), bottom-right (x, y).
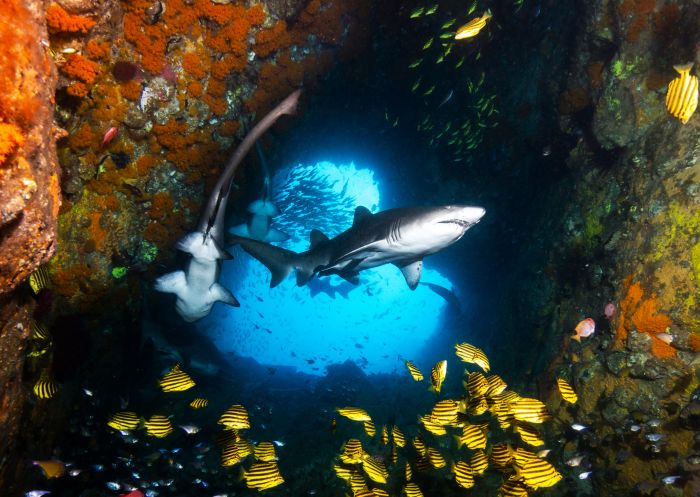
top-left (154, 90), bottom-right (301, 322)
top-left (228, 204), bottom-right (485, 290)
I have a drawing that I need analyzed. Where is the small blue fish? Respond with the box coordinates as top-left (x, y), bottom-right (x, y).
top-left (662, 475), bottom-right (681, 485)
top-left (26, 491), bottom-right (51, 497)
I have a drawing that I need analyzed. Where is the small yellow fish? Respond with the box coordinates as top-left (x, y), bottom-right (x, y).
top-left (107, 411), bottom-right (140, 431)
top-left (441, 18), bottom-right (456, 29)
top-left (159, 364), bottom-right (195, 392)
top-left (32, 459), bottom-right (65, 478)
top-left (422, 37), bottom-right (434, 50)
top-left (392, 425), bottom-right (406, 447)
top-left (412, 78), bottom-right (422, 92)
top-left (29, 266), bottom-right (51, 294)
top-left (427, 447), bottom-right (446, 468)
top-left (425, 4), bottom-right (438, 15)
top-left (452, 460), bottom-right (474, 488)
top-left (470, 450), bottom-right (488, 475)
top-left (666, 63), bottom-right (698, 124)
top-left (363, 419), bottom-right (376, 437)
top-left (455, 10), bottom-right (492, 40)
top-left (254, 441), bottom-right (277, 462)
top-left (430, 359), bottom-right (446, 392)
top-left (467, 0), bottom-right (478, 15)
top-left (144, 415), bottom-right (173, 438)
top-left (242, 461), bottom-right (284, 490)
top-left (423, 84), bottom-right (436, 96)
top-left (361, 455), bottom-right (388, 483)
top-left (404, 483), bottom-right (424, 497)
top-left (340, 438), bottom-right (364, 464)
top-left (408, 58), bottom-right (423, 69)
top-left (557, 378), bottom-right (578, 404)
top-left (32, 321), bottom-right (50, 340)
top-left (189, 397), bottom-right (208, 409)
top-left (515, 458), bottom-right (562, 489)
top-left (33, 376), bottom-right (58, 399)
top-left (218, 404), bottom-right (250, 430)
top-left (336, 406), bottom-right (371, 422)
top-left (409, 6), bottom-right (424, 18)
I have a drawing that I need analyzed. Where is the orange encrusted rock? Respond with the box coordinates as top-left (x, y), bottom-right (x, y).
top-left (61, 53), bottom-right (100, 84)
top-left (46, 3), bottom-right (96, 34)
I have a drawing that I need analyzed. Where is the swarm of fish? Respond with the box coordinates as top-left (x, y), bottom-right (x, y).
top-left (331, 341), bottom-right (569, 496)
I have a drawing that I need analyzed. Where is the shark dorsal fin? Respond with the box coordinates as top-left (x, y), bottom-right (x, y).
top-left (309, 229), bottom-right (329, 249)
top-left (353, 206), bottom-right (373, 226)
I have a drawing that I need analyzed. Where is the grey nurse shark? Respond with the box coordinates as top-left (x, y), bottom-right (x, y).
top-left (154, 90), bottom-right (301, 322)
top-left (227, 204), bottom-right (485, 289)
top-left (228, 142), bottom-right (289, 243)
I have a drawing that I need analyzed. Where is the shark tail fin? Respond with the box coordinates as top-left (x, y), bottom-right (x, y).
top-left (228, 235), bottom-right (297, 288)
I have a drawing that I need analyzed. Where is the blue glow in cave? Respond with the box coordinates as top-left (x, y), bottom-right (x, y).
top-left (201, 161), bottom-right (458, 375)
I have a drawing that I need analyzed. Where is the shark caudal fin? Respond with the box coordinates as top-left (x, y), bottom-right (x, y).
top-left (227, 235), bottom-right (297, 288)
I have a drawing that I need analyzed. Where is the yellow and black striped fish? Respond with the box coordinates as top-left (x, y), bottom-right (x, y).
top-left (430, 399), bottom-right (459, 426)
top-left (107, 411), bottom-right (140, 431)
top-left (491, 443), bottom-right (514, 469)
top-left (412, 434), bottom-right (427, 456)
top-left (510, 397), bottom-right (550, 424)
top-left (455, 10), bottom-right (492, 40)
top-left (333, 464), bottom-right (353, 481)
top-left (32, 321), bottom-right (50, 340)
top-left (241, 461), bottom-right (284, 490)
top-left (515, 457), bottom-right (562, 488)
top-left (349, 470), bottom-right (366, 492)
top-left (221, 442), bottom-right (244, 467)
top-left (466, 371), bottom-right (489, 397)
top-left (666, 63), bottom-right (698, 124)
top-left (414, 455), bottom-right (431, 473)
top-left (29, 266), bottom-right (50, 294)
top-left (485, 374), bottom-right (507, 397)
top-left (218, 404), bottom-right (250, 430)
top-left (189, 397), bottom-right (208, 409)
top-left (468, 396), bottom-right (489, 416)
top-left (454, 342), bottom-right (490, 371)
top-left (455, 424), bottom-right (487, 450)
top-left (371, 488), bottom-right (389, 497)
top-left (159, 364), bottom-right (195, 392)
top-left (512, 447), bottom-right (540, 466)
top-left (361, 455), bottom-right (389, 483)
top-left (452, 460), bottom-right (475, 489)
top-left (405, 360), bottom-right (424, 381)
top-left (340, 438), bottom-right (364, 464)
top-left (390, 443), bottom-right (399, 464)
top-left (515, 422), bottom-right (545, 447)
top-left (254, 441), bottom-right (277, 462)
top-left (234, 439), bottom-right (254, 459)
top-left (381, 425), bottom-right (389, 445)
top-left (33, 376), bottom-right (58, 399)
top-left (355, 489), bottom-right (376, 497)
top-left (404, 482), bottom-right (424, 497)
top-left (420, 415), bottom-right (447, 436)
top-left (336, 406), bottom-right (372, 422)
top-left (144, 415), bottom-right (173, 438)
top-left (216, 428), bottom-right (240, 447)
top-left (557, 378), bottom-right (578, 404)
top-left (430, 360), bottom-right (447, 393)
top-left (500, 477), bottom-right (530, 497)
top-left (427, 447), bottom-right (446, 469)
top-left (363, 419), bottom-right (376, 437)
top-left (470, 449), bottom-right (489, 475)
top-left (392, 425), bottom-right (406, 447)
top-left (405, 462), bottom-right (413, 481)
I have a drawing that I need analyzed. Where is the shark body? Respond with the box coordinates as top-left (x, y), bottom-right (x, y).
top-left (229, 142), bottom-right (289, 243)
top-left (227, 204), bottom-right (485, 289)
top-left (154, 90), bottom-right (301, 322)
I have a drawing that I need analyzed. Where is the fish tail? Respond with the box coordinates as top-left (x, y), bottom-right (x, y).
top-left (570, 334), bottom-right (581, 342)
top-left (227, 234), bottom-right (298, 288)
top-left (673, 63), bottom-right (694, 74)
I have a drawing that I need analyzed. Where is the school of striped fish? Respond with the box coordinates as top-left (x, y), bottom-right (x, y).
top-left (331, 341), bottom-right (583, 496)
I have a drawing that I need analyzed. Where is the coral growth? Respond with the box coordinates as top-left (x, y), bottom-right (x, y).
top-left (0, 123), bottom-right (24, 165)
top-left (60, 54), bottom-right (100, 84)
top-left (46, 3), bottom-right (95, 34)
top-left (615, 278), bottom-right (674, 358)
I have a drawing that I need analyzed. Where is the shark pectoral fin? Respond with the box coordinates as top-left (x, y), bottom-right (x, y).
top-left (264, 228), bottom-right (290, 243)
top-left (177, 232), bottom-right (232, 260)
top-left (211, 283), bottom-right (240, 307)
top-left (229, 224), bottom-right (251, 237)
top-left (353, 206), bottom-right (373, 225)
top-left (396, 259), bottom-right (423, 290)
top-left (154, 270), bottom-right (187, 295)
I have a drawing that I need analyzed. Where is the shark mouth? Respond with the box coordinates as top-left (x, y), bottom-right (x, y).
top-left (440, 219), bottom-right (478, 229)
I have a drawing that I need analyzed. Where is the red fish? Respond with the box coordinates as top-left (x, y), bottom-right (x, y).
top-left (571, 318), bottom-right (595, 342)
top-left (119, 491), bottom-right (144, 497)
top-left (102, 126), bottom-right (118, 147)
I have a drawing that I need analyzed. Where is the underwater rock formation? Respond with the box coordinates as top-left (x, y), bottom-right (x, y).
top-left (0, 0), bottom-right (60, 490)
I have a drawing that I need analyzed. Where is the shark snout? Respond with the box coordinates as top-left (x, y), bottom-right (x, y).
top-left (439, 205), bottom-right (486, 227)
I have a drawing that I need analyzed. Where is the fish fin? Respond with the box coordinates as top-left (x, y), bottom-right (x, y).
top-left (296, 266), bottom-right (315, 287)
top-left (309, 229), bottom-right (329, 249)
top-left (176, 232), bottom-right (232, 260)
top-left (210, 283), bottom-right (240, 307)
top-left (353, 206), bottom-right (373, 225)
top-left (570, 334), bottom-right (581, 342)
top-left (229, 224), bottom-right (251, 237)
top-left (248, 199), bottom-right (280, 217)
top-left (395, 259), bottom-right (423, 290)
top-left (231, 235), bottom-right (297, 288)
top-left (673, 63), bottom-right (694, 74)
top-left (337, 271), bottom-right (360, 285)
top-left (154, 271), bottom-right (187, 295)
top-left (264, 228), bottom-right (290, 243)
